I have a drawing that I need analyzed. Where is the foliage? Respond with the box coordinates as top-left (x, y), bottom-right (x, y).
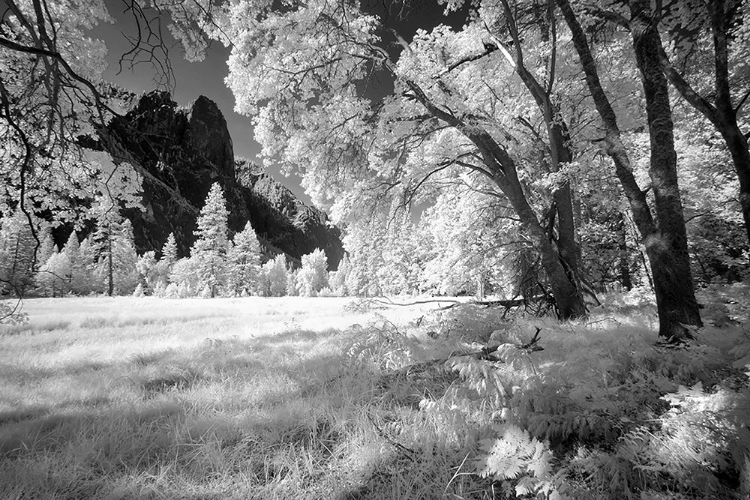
top-left (296, 248), bottom-right (329, 297)
top-left (225, 222), bottom-right (262, 296)
top-left (259, 254), bottom-right (288, 297)
top-left (191, 183), bottom-right (229, 297)
top-left (475, 423), bottom-right (559, 499)
top-left (0, 299), bottom-right (27, 325)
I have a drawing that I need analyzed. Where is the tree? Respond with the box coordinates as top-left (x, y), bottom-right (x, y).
top-left (1, 0), bottom-right (212, 256)
top-left (296, 248), bottom-right (329, 297)
top-left (91, 201), bottom-right (139, 295)
top-left (169, 257), bottom-right (200, 296)
top-left (556, 0), bottom-right (702, 338)
top-left (74, 235), bottom-right (97, 295)
top-left (226, 222), bottom-right (262, 296)
top-left (0, 211), bottom-right (38, 296)
top-left (260, 254), bottom-right (288, 297)
top-left (191, 182), bottom-right (229, 297)
top-left (36, 246), bottom-right (70, 297)
top-left (217, 0), bottom-right (590, 318)
top-left (329, 254), bottom-right (351, 296)
top-left (162, 233), bottom-right (178, 267)
top-left (136, 251), bottom-right (158, 294)
top-left (655, 0), bottom-right (750, 248)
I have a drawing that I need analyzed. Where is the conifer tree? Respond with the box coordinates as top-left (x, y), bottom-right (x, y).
top-left (63, 231), bottom-right (80, 293)
top-left (0, 212), bottom-right (38, 296)
top-left (162, 233), bottom-right (178, 266)
top-left (75, 236), bottom-right (97, 295)
top-left (37, 246), bottom-right (71, 297)
top-left (226, 222), bottom-right (262, 296)
top-left (92, 203), bottom-right (139, 296)
top-left (191, 183), bottom-right (229, 297)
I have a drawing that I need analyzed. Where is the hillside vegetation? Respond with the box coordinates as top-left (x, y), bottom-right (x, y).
top-left (1, 288), bottom-right (749, 499)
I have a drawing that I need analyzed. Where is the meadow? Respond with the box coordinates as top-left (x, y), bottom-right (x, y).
top-left (1, 289), bottom-right (749, 499)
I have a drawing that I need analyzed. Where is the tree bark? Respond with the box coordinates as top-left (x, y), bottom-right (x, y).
top-left (630, 0), bottom-right (702, 336)
top-left (557, 0), bottom-right (702, 338)
top-left (107, 224), bottom-right (114, 297)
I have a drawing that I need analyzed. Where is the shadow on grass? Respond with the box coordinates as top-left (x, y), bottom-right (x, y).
top-left (1, 323), bottom-right (454, 498)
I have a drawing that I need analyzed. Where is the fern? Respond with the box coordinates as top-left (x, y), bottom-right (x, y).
top-left (475, 423), bottom-right (558, 498)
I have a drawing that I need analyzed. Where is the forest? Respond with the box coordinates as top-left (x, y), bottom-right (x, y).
top-left (1, 0), bottom-right (750, 498)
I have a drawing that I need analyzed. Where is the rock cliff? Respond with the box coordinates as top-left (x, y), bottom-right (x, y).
top-left (99, 91), bottom-right (344, 269)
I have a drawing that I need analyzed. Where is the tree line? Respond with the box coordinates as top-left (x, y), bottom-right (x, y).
top-left (0, 183), bottom-right (340, 299)
top-left (2, 0), bottom-right (750, 338)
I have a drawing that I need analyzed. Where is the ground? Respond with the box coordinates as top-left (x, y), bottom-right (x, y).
top-left (1, 289), bottom-right (749, 499)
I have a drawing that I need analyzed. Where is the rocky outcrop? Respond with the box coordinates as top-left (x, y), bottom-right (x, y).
top-left (99, 91), bottom-right (344, 269)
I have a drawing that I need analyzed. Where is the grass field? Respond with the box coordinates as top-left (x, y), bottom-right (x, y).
top-left (1, 291), bottom-right (749, 499)
top-left (0, 296), bottom-right (468, 499)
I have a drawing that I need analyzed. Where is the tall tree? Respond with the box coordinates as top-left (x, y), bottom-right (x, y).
top-left (191, 182), bottom-right (229, 297)
top-left (91, 200), bottom-right (138, 296)
top-left (655, 0), bottom-right (750, 249)
top-left (296, 248), bottom-right (329, 297)
top-left (218, 0), bottom-right (588, 318)
top-left (226, 222), bottom-right (262, 296)
top-left (556, 0), bottom-right (702, 338)
top-left (161, 233), bottom-right (178, 267)
top-left (0, 211), bottom-right (38, 296)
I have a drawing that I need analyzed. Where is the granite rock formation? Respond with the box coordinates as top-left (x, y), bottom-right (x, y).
top-left (98, 91), bottom-right (344, 269)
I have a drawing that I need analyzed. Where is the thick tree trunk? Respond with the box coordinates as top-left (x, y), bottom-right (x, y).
top-left (404, 78), bottom-right (587, 320)
top-left (557, 0), bottom-right (701, 338)
top-left (630, 0), bottom-right (702, 337)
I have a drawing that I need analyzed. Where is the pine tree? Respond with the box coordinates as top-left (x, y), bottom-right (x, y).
top-left (0, 211), bottom-right (38, 296)
top-left (37, 247), bottom-right (71, 297)
top-left (63, 231), bottom-right (80, 293)
top-left (92, 204), bottom-right (139, 296)
top-left (162, 233), bottom-right (178, 266)
top-left (75, 236), bottom-right (97, 295)
top-left (191, 183), bottom-right (229, 297)
top-left (226, 222), bottom-right (262, 296)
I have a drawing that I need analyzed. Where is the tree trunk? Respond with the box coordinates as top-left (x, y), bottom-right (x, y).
top-left (107, 225), bottom-right (114, 297)
top-left (557, 0), bottom-right (701, 338)
top-left (501, 169), bottom-right (587, 320)
top-left (404, 78), bottom-right (587, 320)
top-left (614, 213), bottom-right (632, 290)
top-left (630, 0), bottom-right (702, 337)
top-left (658, 0), bottom-right (750, 252)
